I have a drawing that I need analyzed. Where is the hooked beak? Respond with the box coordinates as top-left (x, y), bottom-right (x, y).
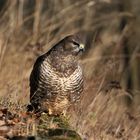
top-left (79, 44), bottom-right (85, 52)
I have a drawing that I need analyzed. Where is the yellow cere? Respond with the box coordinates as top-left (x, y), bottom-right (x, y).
top-left (79, 44), bottom-right (85, 49)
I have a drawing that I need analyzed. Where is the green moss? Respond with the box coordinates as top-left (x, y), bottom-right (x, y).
top-left (38, 128), bottom-right (82, 140)
top-left (37, 113), bottom-right (82, 140)
top-left (38, 113), bottom-right (70, 130)
top-left (53, 115), bottom-right (70, 129)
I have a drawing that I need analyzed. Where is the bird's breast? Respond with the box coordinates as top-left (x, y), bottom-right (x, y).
top-left (39, 60), bottom-right (83, 94)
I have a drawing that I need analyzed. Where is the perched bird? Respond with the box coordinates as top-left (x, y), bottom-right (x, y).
top-left (29, 34), bottom-right (85, 115)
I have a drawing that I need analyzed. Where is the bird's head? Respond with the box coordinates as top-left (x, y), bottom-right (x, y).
top-left (48, 34), bottom-right (85, 71)
top-left (61, 34), bottom-right (85, 56)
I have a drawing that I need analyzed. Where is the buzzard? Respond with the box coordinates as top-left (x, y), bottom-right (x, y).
top-left (29, 34), bottom-right (85, 115)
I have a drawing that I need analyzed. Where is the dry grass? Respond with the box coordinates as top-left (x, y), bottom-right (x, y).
top-left (0, 0), bottom-right (140, 139)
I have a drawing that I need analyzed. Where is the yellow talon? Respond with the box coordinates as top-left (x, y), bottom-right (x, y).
top-left (48, 108), bottom-right (52, 115)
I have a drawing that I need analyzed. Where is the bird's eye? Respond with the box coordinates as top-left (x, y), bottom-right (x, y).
top-left (72, 41), bottom-right (79, 46)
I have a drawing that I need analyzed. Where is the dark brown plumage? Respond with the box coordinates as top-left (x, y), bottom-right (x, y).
top-left (29, 34), bottom-right (85, 115)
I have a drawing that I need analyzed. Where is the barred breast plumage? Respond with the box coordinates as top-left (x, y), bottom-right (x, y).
top-left (29, 34), bottom-right (85, 115)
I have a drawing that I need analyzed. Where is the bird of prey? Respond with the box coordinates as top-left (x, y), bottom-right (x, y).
top-left (29, 34), bottom-right (85, 115)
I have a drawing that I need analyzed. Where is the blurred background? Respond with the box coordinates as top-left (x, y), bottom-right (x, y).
top-left (0, 0), bottom-right (140, 139)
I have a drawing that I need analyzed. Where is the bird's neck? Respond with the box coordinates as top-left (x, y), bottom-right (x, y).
top-left (47, 52), bottom-right (78, 75)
